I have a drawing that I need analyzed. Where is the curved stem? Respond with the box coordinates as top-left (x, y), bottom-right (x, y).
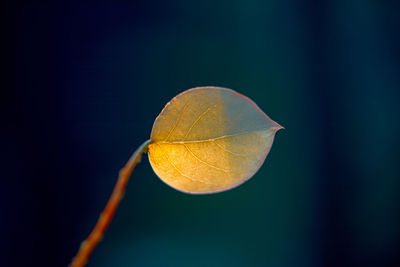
top-left (69, 139), bottom-right (152, 267)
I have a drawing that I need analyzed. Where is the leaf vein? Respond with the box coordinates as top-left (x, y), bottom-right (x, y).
top-left (213, 140), bottom-right (256, 157)
top-left (157, 144), bottom-right (213, 185)
top-left (183, 144), bottom-right (229, 172)
top-left (165, 102), bottom-right (189, 140)
top-left (184, 103), bottom-right (219, 138)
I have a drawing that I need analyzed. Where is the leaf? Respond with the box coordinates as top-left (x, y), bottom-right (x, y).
top-left (147, 86), bottom-right (283, 194)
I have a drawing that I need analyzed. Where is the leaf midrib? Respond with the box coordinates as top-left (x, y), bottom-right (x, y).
top-left (153, 128), bottom-right (270, 144)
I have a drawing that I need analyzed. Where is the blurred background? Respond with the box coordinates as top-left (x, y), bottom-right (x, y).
top-left (2, 1), bottom-right (400, 266)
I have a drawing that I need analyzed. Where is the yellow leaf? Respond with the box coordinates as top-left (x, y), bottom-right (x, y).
top-left (148, 86), bottom-right (283, 194)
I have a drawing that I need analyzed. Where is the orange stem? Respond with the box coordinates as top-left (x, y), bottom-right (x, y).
top-left (69, 139), bottom-right (152, 267)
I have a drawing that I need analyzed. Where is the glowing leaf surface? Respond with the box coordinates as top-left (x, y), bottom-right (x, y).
top-left (148, 86), bottom-right (283, 194)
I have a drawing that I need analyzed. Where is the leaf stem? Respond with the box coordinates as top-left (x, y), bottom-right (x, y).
top-left (69, 139), bottom-right (152, 267)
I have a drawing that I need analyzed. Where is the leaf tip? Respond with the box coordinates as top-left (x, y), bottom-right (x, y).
top-left (271, 120), bottom-right (285, 131)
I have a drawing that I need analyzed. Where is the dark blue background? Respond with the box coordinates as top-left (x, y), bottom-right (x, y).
top-left (3, 1), bottom-right (400, 267)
